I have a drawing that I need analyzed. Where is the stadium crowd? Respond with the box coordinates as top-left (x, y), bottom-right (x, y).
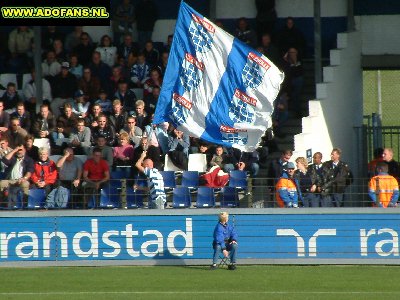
top-left (0, 2), bottom-right (390, 210)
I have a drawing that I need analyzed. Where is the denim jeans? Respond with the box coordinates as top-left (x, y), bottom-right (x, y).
top-left (212, 242), bottom-right (238, 264)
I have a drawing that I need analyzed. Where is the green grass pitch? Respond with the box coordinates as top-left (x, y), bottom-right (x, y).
top-left (0, 265), bottom-right (399, 300)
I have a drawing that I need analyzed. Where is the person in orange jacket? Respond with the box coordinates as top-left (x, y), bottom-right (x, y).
top-left (275, 162), bottom-right (300, 208)
top-left (369, 162), bottom-right (399, 208)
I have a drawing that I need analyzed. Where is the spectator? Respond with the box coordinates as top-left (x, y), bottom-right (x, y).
top-left (78, 67), bottom-right (101, 104)
top-left (88, 51), bottom-right (112, 89)
top-left (143, 40), bottom-right (159, 67)
top-left (32, 104), bottom-right (56, 139)
top-left (91, 114), bottom-right (116, 147)
top-left (210, 212), bottom-right (238, 270)
top-left (107, 66), bottom-right (125, 96)
top-left (95, 35), bottom-right (118, 67)
top-left (259, 33), bottom-right (280, 66)
top-left (53, 103), bottom-right (78, 150)
top-left (162, 35), bottom-right (173, 53)
top-left (30, 147), bottom-right (58, 195)
top-left (197, 141), bottom-right (214, 168)
top-left (95, 89), bottom-right (113, 114)
top-left (283, 47), bottom-right (304, 117)
top-left (130, 52), bottom-right (150, 88)
top-left (158, 51), bottom-right (169, 76)
top-left (72, 32), bottom-right (95, 67)
top-left (50, 62), bottom-right (78, 118)
top-left (306, 152), bottom-right (324, 207)
top-left (275, 162), bottom-right (300, 208)
top-left (69, 118), bottom-right (92, 155)
top-left (52, 39), bottom-right (67, 63)
top-left (42, 26), bottom-right (65, 51)
top-left (268, 149), bottom-right (293, 187)
top-left (109, 99), bottom-right (128, 134)
top-left (135, 0), bottom-right (159, 48)
top-left (113, 132), bottom-right (134, 167)
top-left (8, 26), bottom-right (34, 73)
top-left (0, 145), bottom-right (34, 208)
top-left (235, 17), bottom-right (257, 48)
top-left (255, 0), bottom-right (277, 39)
top-left (120, 116), bottom-right (143, 147)
top-left (144, 85), bottom-right (160, 115)
top-left (272, 90), bottom-right (289, 136)
top-left (320, 148), bottom-right (353, 207)
top-left (91, 135), bottom-right (114, 167)
top-left (134, 149), bottom-right (166, 209)
top-left (68, 53), bottom-right (83, 79)
top-left (382, 148), bottom-right (400, 180)
top-left (22, 68), bottom-right (52, 114)
top-left (115, 80), bottom-right (137, 114)
top-left (56, 147), bottom-right (83, 208)
top-left (114, 0), bottom-right (136, 35)
top-left (71, 90), bottom-right (90, 119)
top-left (210, 145), bottom-right (227, 169)
top-left (85, 103), bottom-right (102, 129)
top-left (5, 117), bottom-right (27, 149)
top-left (277, 17), bottom-right (306, 57)
top-left (294, 157), bottom-right (315, 207)
top-left (0, 137), bottom-right (13, 173)
top-left (368, 147), bottom-right (384, 178)
top-left (223, 148), bottom-right (260, 177)
top-left (0, 100), bottom-right (10, 134)
top-left (117, 33), bottom-right (140, 67)
top-left (369, 162), bottom-right (399, 208)
top-left (10, 102), bottom-right (31, 132)
top-left (1, 82), bottom-right (22, 111)
top-left (143, 67), bottom-right (162, 97)
top-left (42, 50), bottom-right (61, 79)
top-left (168, 128), bottom-right (190, 170)
top-left (82, 147), bottom-right (110, 208)
top-left (133, 136), bottom-right (162, 175)
top-left (65, 26), bottom-right (91, 54)
top-left (24, 134), bottom-right (39, 162)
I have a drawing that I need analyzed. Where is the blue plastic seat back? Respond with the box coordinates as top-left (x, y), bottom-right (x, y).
top-left (160, 171), bottom-right (176, 189)
top-left (27, 189), bottom-right (46, 209)
top-left (172, 187), bottom-right (191, 208)
top-left (182, 171), bottom-right (199, 188)
top-left (196, 187), bottom-right (215, 208)
top-left (221, 186), bottom-right (239, 208)
top-left (228, 170), bottom-right (247, 189)
top-left (126, 187), bottom-right (145, 209)
top-left (99, 187), bottom-right (120, 208)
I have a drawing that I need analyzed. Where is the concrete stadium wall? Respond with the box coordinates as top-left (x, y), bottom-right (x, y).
top-left (1, 208), bottom-right (400, 267)
top-left (293, 30), bottom-right (363, 177)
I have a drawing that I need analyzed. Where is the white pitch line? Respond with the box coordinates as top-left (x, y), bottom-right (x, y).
top-left (0, 291), bottom-right (400, 295)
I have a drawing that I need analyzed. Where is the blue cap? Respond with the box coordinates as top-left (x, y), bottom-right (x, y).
top-left (286, 162), bottom-right (295, 169)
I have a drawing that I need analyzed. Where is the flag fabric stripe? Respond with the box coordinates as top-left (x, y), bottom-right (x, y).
top-left (153, 2), bottom-right (284, 151)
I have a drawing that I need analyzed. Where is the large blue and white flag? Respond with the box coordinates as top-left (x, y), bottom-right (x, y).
top-left (153, 2), bottom-right (284, 151)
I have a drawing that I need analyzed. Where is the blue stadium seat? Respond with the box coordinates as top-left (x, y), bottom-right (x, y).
top-left (110, 170), bottom-right (128, 188)
top-left (99, 187), bottom-right (120, 209)
top-left (126, 187), bottom-right (145, 209)
top-left (181, 171), bottom-right (199, 189)
top-left (196, 187), bottom-right (215, 208)
top-left (27, 189), bottom-right (46, 209)
top-left (172, 187), bottom-right (191, 208)
top-left (159, 171), bottom-right (176, 191)
top-left (228, 170), bottom-right (248, 189)
top-left (220, 186), bottom-right (239, 208)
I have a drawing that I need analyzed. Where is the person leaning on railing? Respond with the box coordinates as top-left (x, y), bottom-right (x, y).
top-left (368, 162), bottom-right (399, 208)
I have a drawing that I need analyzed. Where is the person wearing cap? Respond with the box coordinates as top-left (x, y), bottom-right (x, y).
top-left (50, 61), bottom-right (78, 118)
top-left (114, 79), bottom-right (137, 114)
top-left (71, 90), bottom-right (90, 118)
top-left (210, 212), bottom-right (238, 270)
top-left (275, 161), bottom-right (301, 208)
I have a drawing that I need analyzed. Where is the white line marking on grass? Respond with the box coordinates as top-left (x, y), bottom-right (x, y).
top-left (1, 291), bottom-right (400, 295)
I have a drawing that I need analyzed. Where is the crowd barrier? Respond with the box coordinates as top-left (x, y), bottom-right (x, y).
top-left (0, 209), bottom-right (399, 266)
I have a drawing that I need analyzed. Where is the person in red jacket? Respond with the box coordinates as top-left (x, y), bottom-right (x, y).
top-left (31, 147), bottom-right (58, 195)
